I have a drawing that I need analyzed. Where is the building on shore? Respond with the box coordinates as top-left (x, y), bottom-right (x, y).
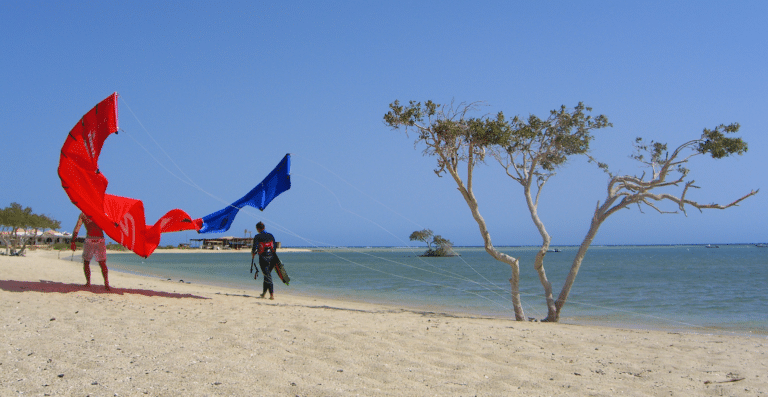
top-left (0, 229), bottom-right (72, 247)
top-left (190, 237), bottom-right (281, 250)
top-left (1, 230), bottom-right (281, 252)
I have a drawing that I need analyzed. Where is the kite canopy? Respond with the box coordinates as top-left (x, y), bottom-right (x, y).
top-left (58, 93), bottom-right (292, 257)
top-left (198, 154), bottom-right (291, 233)
top-left (58, 93), bottom-right (203, 257)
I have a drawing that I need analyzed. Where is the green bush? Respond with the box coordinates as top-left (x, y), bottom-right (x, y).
top-left (52, 243), bottom-right (72, 251)
top-left (105, 243), bottom-right (127, 251)
top-left (52, 242), bottom-right (128, 251)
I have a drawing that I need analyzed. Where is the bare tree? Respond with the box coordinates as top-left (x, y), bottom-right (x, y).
top-left (492, 103), bottom-right (611, 320)
top-left (552, 123), bottom-right (758, 321)
top-left (385, 100), bottom-right (527, 320)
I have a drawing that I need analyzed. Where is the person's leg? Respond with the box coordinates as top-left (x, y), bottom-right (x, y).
top-left (267, 278), bottom-right (274, 299)
top-left (263, 274), bottom-right (273, 298)
top-left (98, 261), bottom-right (110, 290)
top-left (259, 258), bottom-right (274, 299)
top-left (83, 261), bottom-right (91, 286)
top-left (83, 239), bottom-right (94, 287)
top-left (266, 260), bottom-right (276, 299)
top-left (259, 260), bottom-right (272, 298)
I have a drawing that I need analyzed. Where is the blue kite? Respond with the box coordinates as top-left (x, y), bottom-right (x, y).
top-left (198, 154), bottom-right (291, 233)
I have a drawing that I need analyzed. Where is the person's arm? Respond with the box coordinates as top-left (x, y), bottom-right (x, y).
top-left (71, 214), bottom-right (83, 251)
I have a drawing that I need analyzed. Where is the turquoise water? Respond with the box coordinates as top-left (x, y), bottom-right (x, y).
top-left (107, 245), bottom-right (768, 337)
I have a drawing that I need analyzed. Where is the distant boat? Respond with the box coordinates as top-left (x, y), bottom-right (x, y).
top-left (547, 248), bottom-right (561, 253)
top-left (705, 244), bottom-right (720, 248)
top-left (755, 243), bottom-right (767, 248)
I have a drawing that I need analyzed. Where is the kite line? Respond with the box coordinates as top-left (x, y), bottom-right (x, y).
top-left (113, 95), bottom-right (741, 332)
top-left (114, 95), bottom-right (527, 316)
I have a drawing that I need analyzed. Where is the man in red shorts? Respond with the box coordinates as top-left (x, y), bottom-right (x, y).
top-left (71, 212), bottom-right (110, 290)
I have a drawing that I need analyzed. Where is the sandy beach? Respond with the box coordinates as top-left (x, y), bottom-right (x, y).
top-left (1, 250), bottom-right (765, 396)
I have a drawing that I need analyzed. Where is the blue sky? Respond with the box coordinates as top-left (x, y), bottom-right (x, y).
top-left (1, 1), bottom-right (766, 248)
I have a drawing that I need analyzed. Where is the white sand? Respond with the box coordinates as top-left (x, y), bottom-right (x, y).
top-left (1, 249), bottom-right (765, 396)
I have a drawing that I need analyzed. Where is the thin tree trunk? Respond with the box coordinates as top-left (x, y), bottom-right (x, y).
top-left (524, 184), bottom-right (556, 321)
top-left (19, 238), bottom-right (28, 255)
top-left (553, 213), bottom-right (604, 321)
top-left (468, 199), bottom-right (526, 320)
top-left (10, 230), bottom-right (19, 255)
top-left (1, 239), bottom-right (8, 255)
top-left (448, 167), bottom-right (526, 320)
top-left (17, 227), bottom-right (36, 255)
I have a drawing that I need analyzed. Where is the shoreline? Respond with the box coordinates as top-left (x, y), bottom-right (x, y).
top-left (60, 247), bottom-right (766, 338)
top-left (108, 247), bottom-right (315, 254)
top-left (2, 250), bottom-right (766, 395)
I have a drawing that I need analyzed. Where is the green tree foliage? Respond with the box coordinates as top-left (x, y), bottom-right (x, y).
top-left (409, 229), bottom-right (456, 257)
top-left (386, 100), bottom-right (528, 320)
top-left (384, 100), bottom-right (509, 176)
top-left (430, 235), bottom-right (456, 257)
top-left (409, 229), bottom-right (435, 250)
top-left (0, 202), bottom-right (61, 255)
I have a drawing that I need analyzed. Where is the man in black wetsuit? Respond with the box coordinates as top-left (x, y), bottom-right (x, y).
top-left (251, 221), bottom-right (277, 299)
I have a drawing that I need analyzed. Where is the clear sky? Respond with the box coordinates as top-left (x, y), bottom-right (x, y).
top-left (1, 1), bottom-right (766, 248)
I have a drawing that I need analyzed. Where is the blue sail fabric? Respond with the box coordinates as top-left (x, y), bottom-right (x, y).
top-left (199, 154), bottom-right (291, 234)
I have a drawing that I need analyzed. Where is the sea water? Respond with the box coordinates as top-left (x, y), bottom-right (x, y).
top-left (107, 245), bottom-right (768, 337)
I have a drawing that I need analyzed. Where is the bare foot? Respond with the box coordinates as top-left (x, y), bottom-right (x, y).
top-left (259, 293), bottom-right (266, 298)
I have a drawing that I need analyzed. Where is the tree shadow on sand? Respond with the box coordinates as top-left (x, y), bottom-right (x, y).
top-left (0, 280), bottom-right (209, 299)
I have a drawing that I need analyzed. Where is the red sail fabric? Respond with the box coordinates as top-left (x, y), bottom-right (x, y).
top-left (58, 93), bottom-right (202, 257)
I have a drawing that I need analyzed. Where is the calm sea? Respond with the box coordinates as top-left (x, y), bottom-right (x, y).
top-left (107, 245), bottom-right (768, 337)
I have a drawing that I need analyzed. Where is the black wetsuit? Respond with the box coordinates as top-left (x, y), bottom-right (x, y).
top-left (252, 231), bottom-right (277, 295)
